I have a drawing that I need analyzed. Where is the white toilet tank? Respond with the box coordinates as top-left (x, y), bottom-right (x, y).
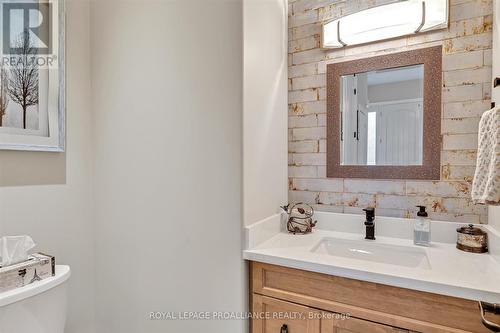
top-left (0, 265), bottom-right (70, 333)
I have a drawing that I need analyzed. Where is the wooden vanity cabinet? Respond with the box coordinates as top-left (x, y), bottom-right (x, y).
top-left (250, 262), bottom-right (494, 333)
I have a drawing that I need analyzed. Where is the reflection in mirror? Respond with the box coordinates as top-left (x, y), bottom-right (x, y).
top-left (340, 65), bottom-right (424, 166)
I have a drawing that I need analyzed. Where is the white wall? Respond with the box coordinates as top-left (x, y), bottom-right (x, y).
top-left (491, 207), bottom-right (500, 230)
top-left (490, 0), bottom-right (500, 230)
top-left (368, 79), bottom-right (423, 104)
top-left (0, 1), bottom-right (96, 332)
top-left (243, 0), bottom-right (288, 226)
top-left (91, 1), bottom-right (245, 332)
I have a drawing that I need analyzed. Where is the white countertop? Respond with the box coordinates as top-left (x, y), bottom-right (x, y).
top-left (243, 212), bottom-right (500, 303)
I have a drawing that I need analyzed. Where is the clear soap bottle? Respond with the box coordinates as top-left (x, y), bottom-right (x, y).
top-left (414, 206), bottom-right (430, 246)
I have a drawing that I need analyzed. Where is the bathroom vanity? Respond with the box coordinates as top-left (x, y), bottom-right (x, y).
top-left (253, 1), bottom-right (500, 331)
top-left (250, 262), bottom-right (488, 333)
top-left (244, 212), bottom-right (500, 333)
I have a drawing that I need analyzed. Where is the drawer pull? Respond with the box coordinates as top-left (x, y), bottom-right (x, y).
top-left (479, 301), bottom-right (500, 332)
top-left (280, 324), bottom-right (288, 333)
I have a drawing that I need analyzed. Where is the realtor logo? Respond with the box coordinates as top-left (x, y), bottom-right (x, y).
top-left (3, 2), bottom-right (53, 55)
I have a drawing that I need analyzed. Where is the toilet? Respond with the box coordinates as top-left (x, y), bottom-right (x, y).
top-left (0, 265), bottom-right (70, 333)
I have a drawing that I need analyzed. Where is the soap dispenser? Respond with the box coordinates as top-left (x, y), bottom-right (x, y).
top-left (414, 206), bottom-right (430, 246)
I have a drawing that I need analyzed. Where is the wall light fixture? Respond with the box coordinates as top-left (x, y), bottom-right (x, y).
top-left (321, 0), bottom-right (449, 49)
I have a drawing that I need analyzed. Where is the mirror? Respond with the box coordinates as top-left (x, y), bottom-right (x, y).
top-left (340, 65), bottom-right (424, 166)
top-left (326, 46), bottom-right (442, 180)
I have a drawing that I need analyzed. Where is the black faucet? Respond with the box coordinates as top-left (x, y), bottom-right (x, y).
top-left (363, 208), bottom-right (375, 240)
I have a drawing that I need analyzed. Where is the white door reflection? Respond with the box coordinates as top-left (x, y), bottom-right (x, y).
top-left (340, 64), bottom-right (424, 166)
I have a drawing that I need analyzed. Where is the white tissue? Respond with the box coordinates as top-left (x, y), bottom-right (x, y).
top-left (0, 235), bottom-right (36, 267)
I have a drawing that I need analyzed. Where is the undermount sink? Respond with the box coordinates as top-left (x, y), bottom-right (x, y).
top-left (311, 237), bottom-right (430, 269)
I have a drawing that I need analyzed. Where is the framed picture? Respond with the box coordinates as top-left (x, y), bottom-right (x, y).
top-left (0, 0), bottom-right (64, 152)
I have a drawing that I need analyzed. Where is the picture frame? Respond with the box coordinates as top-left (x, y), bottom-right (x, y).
top-left (0, 0), bottom-right (65, 152)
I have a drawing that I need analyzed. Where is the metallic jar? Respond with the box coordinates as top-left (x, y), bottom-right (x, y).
top-left (456, 224), bottom-right (488, 253)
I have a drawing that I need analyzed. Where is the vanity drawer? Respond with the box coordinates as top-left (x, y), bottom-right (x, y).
top-left (252, 294), bottom-right (416, 333)
top-left (252, 294), bottom-right (321, 333)
top-left (323, 315), bottom-right (417, 333)
top-left (250, 262), bottom-right (492, 333)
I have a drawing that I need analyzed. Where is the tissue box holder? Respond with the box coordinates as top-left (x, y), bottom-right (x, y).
top-left (0, 253), bottom-right (55, 293)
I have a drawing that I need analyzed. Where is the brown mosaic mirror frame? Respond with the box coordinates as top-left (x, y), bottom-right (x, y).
top-left (326, 46), bottom-right (442, 180)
